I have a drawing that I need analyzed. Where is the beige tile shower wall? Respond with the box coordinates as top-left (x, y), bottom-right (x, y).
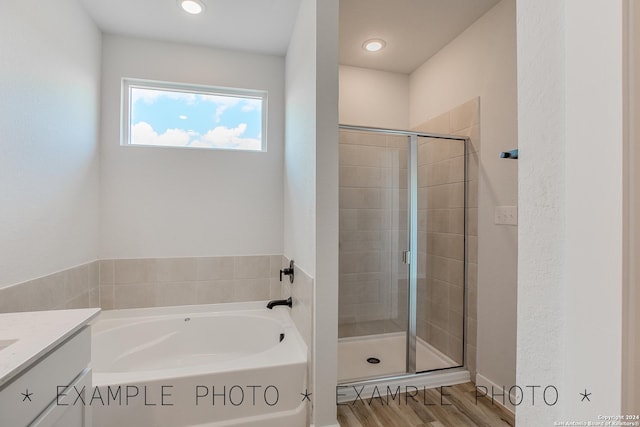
top-left (99, 255), bottom-right (284, 310)
top-left (413, 98), bottom-right (479, 379)
top-left (0, 261), bottom-right (100, 313)
top-left (338, 131), bottom-right (408, 333)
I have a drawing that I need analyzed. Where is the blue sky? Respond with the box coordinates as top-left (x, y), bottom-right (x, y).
top-left (129, 87), bottom-right (263, 150)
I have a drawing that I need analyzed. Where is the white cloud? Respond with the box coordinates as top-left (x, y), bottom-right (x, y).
top-left (199, 94), bottom-right (238, 105)
top-left (214, 106), bottom-right (229, 123)
top-left (131, 122), bottom-right (192, 147)
top-left (131, 88), bottom-right (196, 105)
top-left (241, 98), bottom-right (261, 113)
top-left (199, 95), bottom-right (241, 123)
top-left (198, 95), bottom-right (260, 122)
top-left (195, 123), bottom-right (261, 150)
top-left (131, 121), bottom-right (261, 151)
top-left (179, 115), bottom-right (188, 120)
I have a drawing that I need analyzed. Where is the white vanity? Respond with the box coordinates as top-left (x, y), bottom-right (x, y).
top-left (0, 309), bottom-right (100, 427)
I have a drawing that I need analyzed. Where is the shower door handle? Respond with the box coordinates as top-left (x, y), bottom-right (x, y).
top-left (402, 251), bottom-right (411, 265)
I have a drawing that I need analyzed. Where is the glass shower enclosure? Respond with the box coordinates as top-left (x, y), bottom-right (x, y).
top-left (337, 125), bottom-right (467, 384)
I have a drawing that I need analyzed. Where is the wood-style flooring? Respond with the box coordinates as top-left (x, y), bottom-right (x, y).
top-left (337, 382), bottom-right (515, 427)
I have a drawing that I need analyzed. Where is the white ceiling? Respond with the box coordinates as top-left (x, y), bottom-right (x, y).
top-left (79, 0), bottom-right (302, 56)
top-left (80, 0), bottom-right (500, 74)
top-left (340, 0), bottom-right (501, 74)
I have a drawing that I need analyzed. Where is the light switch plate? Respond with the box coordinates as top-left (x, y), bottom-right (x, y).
top-left (495, 206), bottom-right (518, 225)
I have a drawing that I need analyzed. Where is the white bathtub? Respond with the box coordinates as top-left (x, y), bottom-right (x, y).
top-left (90, 302), bottom-right (308, 427)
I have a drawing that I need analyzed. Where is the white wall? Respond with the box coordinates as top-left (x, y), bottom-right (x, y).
top-left (517, 0), bottom-right (625, 424)
top-left (0, 0), bottom-right (101, 288)
top-left (285, 0), bottom-right (339, 425)
top-left (284, 1), bottom-right (318, 275)
top-left (314, 1), bottom-right (340, 426)
top-left (99, 35), bottom-right (285, 259)
top-left (339, 65), bottom-right (409, 129)
top-left (409, 0), bottom-right (518, 393)
top-left (564, 0), bottom-right (624, 419)
top-left (516, 0), bottom-right (565, 422)
top-left (625, 0), bottom-right (640, 412)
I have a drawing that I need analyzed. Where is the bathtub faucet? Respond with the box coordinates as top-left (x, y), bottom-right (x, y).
top-left (267, 297), bottom-right (292, 309)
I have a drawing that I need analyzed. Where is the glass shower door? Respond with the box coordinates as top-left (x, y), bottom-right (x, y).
top-left (415, 136), bottom-right (466, 372)
top-left (337, 127), bottom-right (467, 383)
top-left (337, 129), bottom-right (410, 383)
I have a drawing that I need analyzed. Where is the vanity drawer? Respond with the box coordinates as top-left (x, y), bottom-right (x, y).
top-left (0, 327), bottom-right (91, 427)
top-left (31, 367), bottom-right (92, 427)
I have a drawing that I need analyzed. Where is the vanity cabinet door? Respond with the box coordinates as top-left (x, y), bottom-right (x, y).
top-left (0, 327), bottom-right (91, 427)
top-left (30, 368), bottom-right (91, 427)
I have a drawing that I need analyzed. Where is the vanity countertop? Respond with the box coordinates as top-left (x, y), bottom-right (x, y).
top-left (0, 308), bottom-right (100, 387)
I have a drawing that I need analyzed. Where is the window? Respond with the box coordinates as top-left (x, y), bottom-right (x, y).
top-left (122, 79), bottom-right (267, 151)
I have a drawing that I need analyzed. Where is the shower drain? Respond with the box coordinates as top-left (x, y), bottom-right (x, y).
top-left (366, 357), bottom-right (381, 364)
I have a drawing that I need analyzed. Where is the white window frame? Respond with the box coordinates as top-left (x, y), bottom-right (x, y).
top-left (121, 78), bottom-right (268, 152)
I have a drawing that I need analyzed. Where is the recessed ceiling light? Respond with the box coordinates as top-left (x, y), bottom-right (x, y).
top-left (179, 0), bottom-right (205, 15)
top-left (363, 39), bottom-right (386, 52)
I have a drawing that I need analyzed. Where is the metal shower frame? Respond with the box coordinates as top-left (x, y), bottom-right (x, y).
top-left (338, 124), bottom-right (470, 382)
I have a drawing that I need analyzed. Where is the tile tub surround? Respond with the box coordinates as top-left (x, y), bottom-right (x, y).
top-left (0, 255), bottom-right (292, 313)
top-left (413, 97), bottom-right (480, 380)
top-left (99, 255), bottom-right (285, 310)
top-left (0, 261), bottom-right (100, 313)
